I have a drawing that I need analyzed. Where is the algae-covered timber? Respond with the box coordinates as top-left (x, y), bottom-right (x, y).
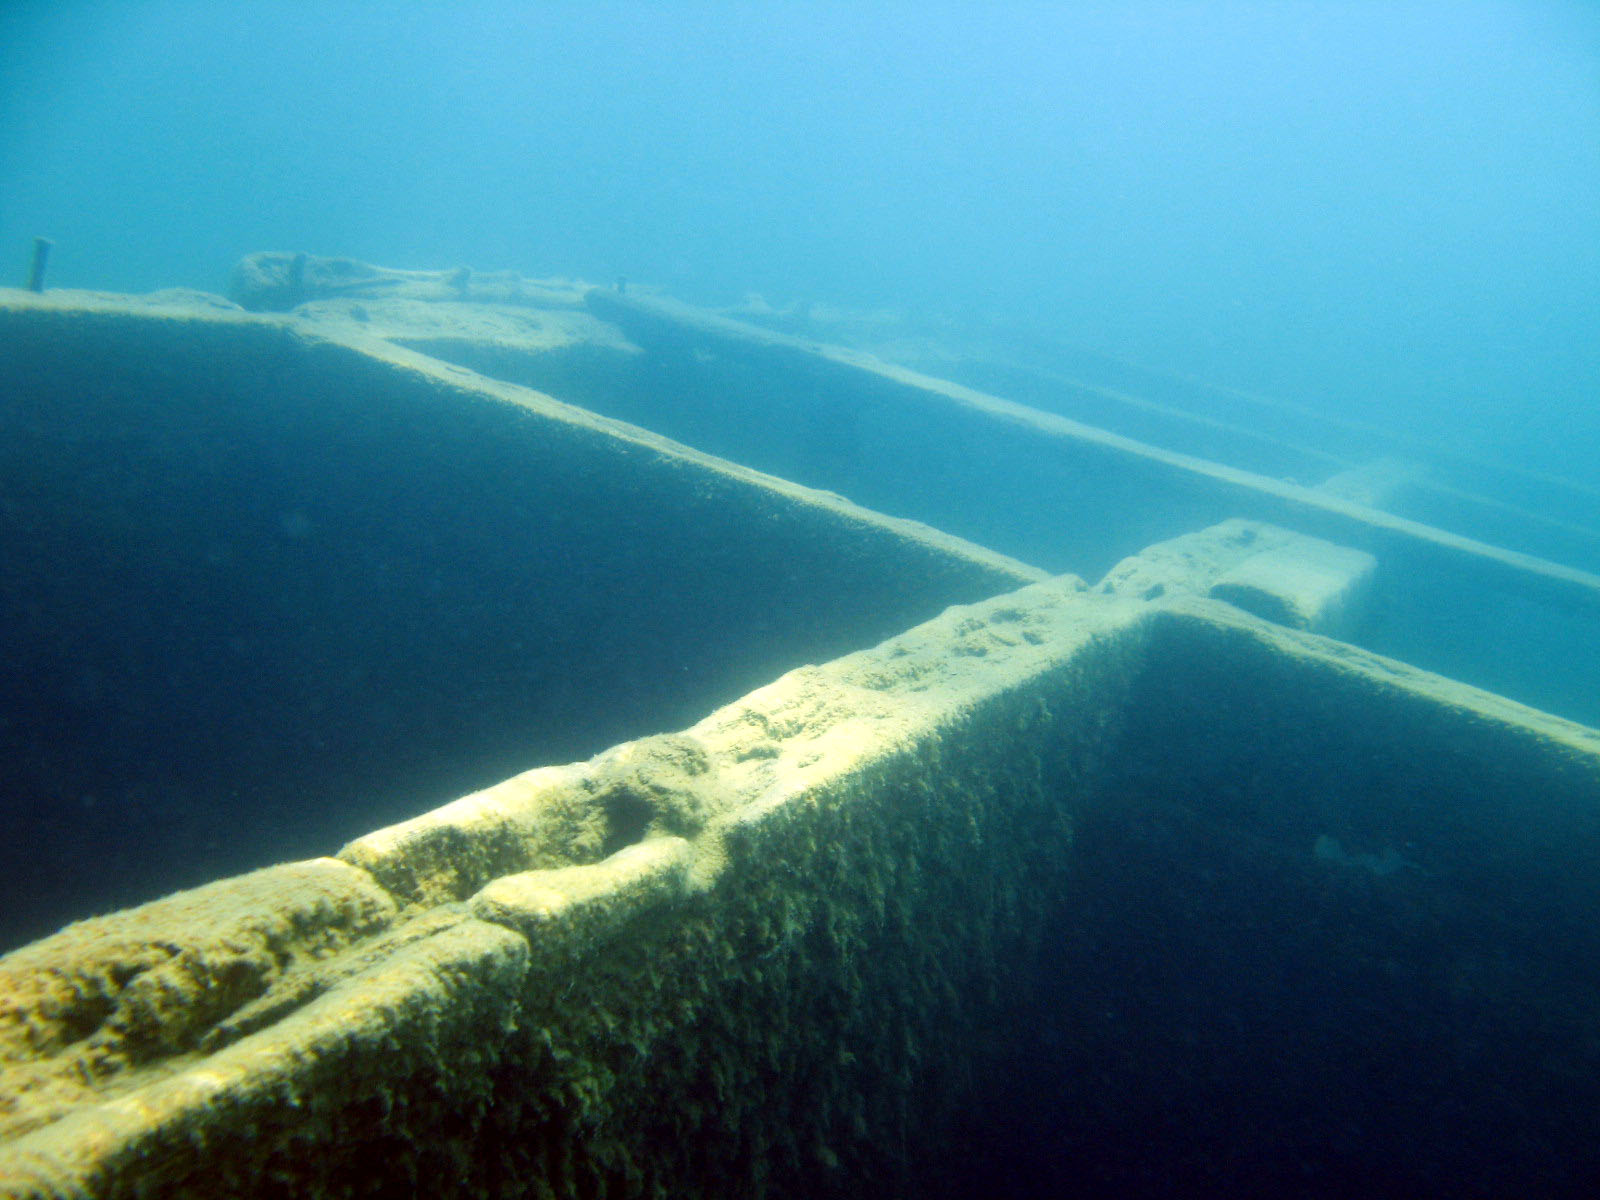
top-left (3, 560), bottom-right (1599, 1196)
top-left (5, 277), bottom-right (1600, 1196)
top-left (0, 289), bottom-right (1041, 949)
top-left (572, 288), bottom-right (1600, 724)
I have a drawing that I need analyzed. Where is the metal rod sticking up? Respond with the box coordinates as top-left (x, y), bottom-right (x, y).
top-left (26, 237), bottom-right (53, 292)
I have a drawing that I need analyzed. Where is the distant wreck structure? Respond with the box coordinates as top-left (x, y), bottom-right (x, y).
top-left (2, 254), bottom-right (1600, 1197)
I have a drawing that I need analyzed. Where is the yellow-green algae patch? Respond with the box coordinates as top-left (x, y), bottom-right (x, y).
top-left (470, 839), bottom-right (694, 945)
top-left (3, 908), bottom-right (526, 1199)
top-left (5, 572), bottom-right (1598, 1197)
top-left (1, 577), bottom-right (1148, 1197)
top-left (0, 859), bottom-right (396, 1142)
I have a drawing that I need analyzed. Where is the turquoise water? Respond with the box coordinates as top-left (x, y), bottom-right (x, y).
top-left (2, 0), bottom-right (1596, 481)
top-left (3, 5), bottom-right (1600, 1196)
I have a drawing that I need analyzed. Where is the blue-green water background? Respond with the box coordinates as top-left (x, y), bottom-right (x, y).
top-left (5, 8), bottom-right (1600, 1193)
top-left (2, 0), bottom-right (1597, 481)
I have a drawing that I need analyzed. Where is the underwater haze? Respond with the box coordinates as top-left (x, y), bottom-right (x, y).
top-left (1, 0), bottom-right (1596, 481)
top-left (8, 7), bottom-right (1600, 1196)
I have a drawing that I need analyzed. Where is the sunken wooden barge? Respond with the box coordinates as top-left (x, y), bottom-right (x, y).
top-left (3, 256), bottom-right (1599, 1197)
